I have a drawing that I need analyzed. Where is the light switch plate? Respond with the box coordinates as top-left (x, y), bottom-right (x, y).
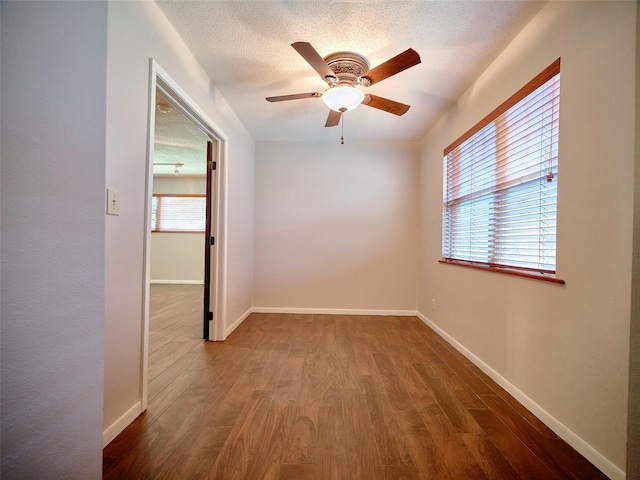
top-left (107, 189), bottom-right (120, 215)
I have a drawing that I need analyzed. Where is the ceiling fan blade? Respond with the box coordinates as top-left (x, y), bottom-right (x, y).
top-left (362, 48), bottom-right (421, 85)
top-left (266, 92), bottom-right (321, 102)
top-left (325, 109), bottom-right (342, 127)
top-left (292, 42), bottom-right (335, 82)
top-left (363, 94), bottom-right (410, 116)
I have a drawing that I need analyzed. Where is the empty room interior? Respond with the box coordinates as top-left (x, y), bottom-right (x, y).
top-left (1, 1), bottom-right (639, 479)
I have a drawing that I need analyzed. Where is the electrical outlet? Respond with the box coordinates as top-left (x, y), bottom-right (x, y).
top-left (107, 189), bottom-right (120, 215)
top-left (431, 298), bottom-right (436, 311)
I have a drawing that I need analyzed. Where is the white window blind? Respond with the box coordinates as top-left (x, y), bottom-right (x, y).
top-left (152, 194), bottom-right (206, 232)
top-left (443, 59), bottom-right (560, 275)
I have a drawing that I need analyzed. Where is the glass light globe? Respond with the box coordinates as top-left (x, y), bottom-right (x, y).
top-left (321, 85), bottom-right (365, 112)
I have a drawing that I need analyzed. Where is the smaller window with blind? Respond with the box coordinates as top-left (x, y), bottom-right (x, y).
top-left (152, 194), bottom-right (206, 233)
top-left (442, 59), bottom-right (564, 283)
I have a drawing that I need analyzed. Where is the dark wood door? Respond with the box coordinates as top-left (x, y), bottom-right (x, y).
top-left (203, 140), bottom-right (214, 339)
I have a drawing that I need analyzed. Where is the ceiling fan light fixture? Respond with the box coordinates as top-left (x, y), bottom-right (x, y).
top-left (321, 85), bottom-right (364, 113)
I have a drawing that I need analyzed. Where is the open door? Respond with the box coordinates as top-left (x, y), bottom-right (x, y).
top-left (203, 140), bottom-right (215, 339)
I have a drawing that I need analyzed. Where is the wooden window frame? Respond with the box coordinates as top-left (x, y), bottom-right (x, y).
top-left (442, 59), bottom-right (565, 284)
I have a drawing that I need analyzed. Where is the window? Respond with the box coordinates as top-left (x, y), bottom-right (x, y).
top-left (152, 194), bottom-right (206, 233)
top-left (442, 59), bottom-right (563, 283)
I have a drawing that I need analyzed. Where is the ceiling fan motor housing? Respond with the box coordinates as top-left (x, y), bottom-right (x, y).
top-left (323, 52), bottom-right (371, 87)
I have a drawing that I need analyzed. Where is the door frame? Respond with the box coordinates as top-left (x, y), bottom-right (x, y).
top-left (141, 60), bottom-right (228, 411)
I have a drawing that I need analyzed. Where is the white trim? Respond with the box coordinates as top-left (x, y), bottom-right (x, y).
top-left (103, 308), bottom-right (399, 444)
top-left (252, 307), bottom-right (418, 317)
top-left (102, 401), bottom-right (142, 447)
top-left (140, 62), bottom-right (157, 413)
top-left (224, 307), bottom-right (254, 339)
top-left (212, 138), bottom-right (228, 341)
top-left (416, 311), bottom-right (625, 480)
top-left (220, 307), bottom-right (419, 341)
top-left (150, 279), bottom-right (204, 285)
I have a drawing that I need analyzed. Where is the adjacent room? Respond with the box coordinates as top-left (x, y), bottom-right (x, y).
top-left (1, 1), bottom-right (638, 479)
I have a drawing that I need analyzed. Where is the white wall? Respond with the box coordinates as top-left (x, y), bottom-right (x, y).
top-left (627, 2), bottom-right (640, 478)
top-left (254, 141), bottom-right (419, 313)
top-left (418, 2), bottom-right (635, 477)
top-left (153, 175), bottom-right (205, 194)
top-left (105, 0), bottom-right (254, 442)
top-left (151, 232), bottom-right (204, 283)
top-left (627, 4), bottom-right (640, 477)
top-left (1, 1), bottom-right (106, 478)
top-left (151, 176), bottom-right (205, 283)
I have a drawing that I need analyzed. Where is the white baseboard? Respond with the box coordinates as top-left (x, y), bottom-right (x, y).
top-left (103, 401), bottom-right (142, 447)
top-left (416, 312), bottom-right (625, 480)
top-left (218, 306), bottom-right (417, 343)
top-left (224, 307), bottom-right (253, 339)
top-left (252, 307), bottom-right (418, 316)
top-left (150, 280), bottom-right (203, 285)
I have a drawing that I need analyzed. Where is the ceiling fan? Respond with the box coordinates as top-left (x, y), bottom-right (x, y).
top-left (266, 42), bottom-right (421, 128)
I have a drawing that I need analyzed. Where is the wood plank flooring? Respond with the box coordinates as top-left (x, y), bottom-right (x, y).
top-left (103, 284), bottom-right (608, 479)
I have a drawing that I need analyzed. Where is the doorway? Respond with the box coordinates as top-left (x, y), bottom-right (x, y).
top-left (151, 88), bottom-right (209, 291)
top-left (149, 86), bottom-right (210, 348)
top-left (141, 61), bottom-right (227, 411)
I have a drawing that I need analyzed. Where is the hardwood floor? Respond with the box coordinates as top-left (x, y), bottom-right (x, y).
top-left (103, 284), bottom-right (607, 479)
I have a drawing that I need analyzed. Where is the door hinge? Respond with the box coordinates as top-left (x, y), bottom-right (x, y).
top-left (210, 236), bottom-right (215, 246)
top-left (209, 160), bottom-right (217, 171)
top-left (207, 311), bottom-right (213, 321)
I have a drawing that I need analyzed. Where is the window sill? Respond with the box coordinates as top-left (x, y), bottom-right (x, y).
top-left (439, 259), bottom-right (565, 284)
top-left (152, 230), bottom-right (205, 234)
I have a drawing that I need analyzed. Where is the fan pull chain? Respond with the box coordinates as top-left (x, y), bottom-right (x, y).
top-left (341, 112), bottom-right (345, 145)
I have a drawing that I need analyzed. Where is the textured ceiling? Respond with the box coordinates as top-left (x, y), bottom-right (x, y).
top-left (155, 0), bottom-right (545, 144)
top-left (154, 89), bottom-right (209, 176)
